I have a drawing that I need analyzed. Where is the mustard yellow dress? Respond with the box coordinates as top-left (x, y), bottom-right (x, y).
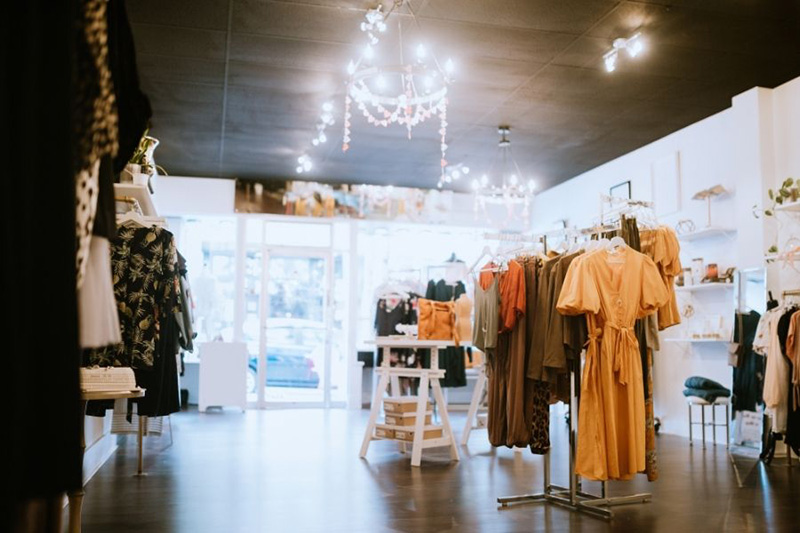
top-left (557, 247), bottom-right (669, 481)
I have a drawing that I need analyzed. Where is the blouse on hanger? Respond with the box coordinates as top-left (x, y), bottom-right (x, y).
top-left (557, 247), bottom-right (669, 481)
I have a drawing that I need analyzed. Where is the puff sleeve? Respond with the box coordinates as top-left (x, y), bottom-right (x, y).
top-left (638, 255), bottom-right (670, 318)
top-left (557, 256), bottom-right (600, 316)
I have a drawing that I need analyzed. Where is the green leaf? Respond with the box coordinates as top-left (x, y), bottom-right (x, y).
top-left (769, 189), bottom-right (775, 200)
top-left (765, 209), bottom-right (773, 216)
top-left (777, 196), bottom-right (784, 204)
top-left (769, 245), bottom-right (778, 253)
top-left (780, 189), bottom-right (790, 197)
top-left (787, 178), bottom-right (795, 186)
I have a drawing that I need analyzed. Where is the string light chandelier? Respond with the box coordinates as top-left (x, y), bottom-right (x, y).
top-left (342, 1), bottom-right (455, 183)
top-left (471, 126), bottom-right (537, 220)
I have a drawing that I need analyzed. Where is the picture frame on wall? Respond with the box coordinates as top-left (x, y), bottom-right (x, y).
top-left (609, 180), bottom-right (632, 200)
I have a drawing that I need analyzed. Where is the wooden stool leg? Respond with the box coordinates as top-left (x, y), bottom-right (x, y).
top-left (360, 369), bottom-right (390, 458)
top-left (688, 404), bottom-right (693, 446)
top-left (461, 366), bottom-right (486, 446)
top-left (410, 374), bottom-right (430, 467)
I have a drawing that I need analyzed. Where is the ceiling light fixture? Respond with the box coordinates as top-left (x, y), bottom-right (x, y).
top-left (603, 31), bottom-right (644, 73)
top-left (437, 163), bottom-right (470, 188)
top-left (470, 126), bottom-right (536, 221)
top-left (296, 154), bottom-right (313, 174)
top-left (343, 1), bottom-right (455, 184)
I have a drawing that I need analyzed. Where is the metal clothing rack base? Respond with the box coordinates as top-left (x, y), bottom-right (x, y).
top-left (497, 367), bottom-right (652, 520)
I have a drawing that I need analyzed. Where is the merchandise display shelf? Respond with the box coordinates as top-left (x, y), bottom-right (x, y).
top-left (774, 200), bottom-right (800, 213)
top-left (677, 227), bottom-right (737, 241)
top-left (675, 283), bottom-right (734, 293)
top-left (114, 183), bottom-right (157, 216)
top-left (662, 338), bottom-right (726, 343)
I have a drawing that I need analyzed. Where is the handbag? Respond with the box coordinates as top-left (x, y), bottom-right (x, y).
top-left (417, 298), bottom-right (460, 346)
top-left (728, 311), bottom-right (746, 367)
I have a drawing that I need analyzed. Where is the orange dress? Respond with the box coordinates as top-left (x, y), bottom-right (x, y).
top-left (557, 247), bottom-right (669, 481)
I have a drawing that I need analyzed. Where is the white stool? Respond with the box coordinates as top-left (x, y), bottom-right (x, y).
top-left (687, 396), bottom-right (730, 449)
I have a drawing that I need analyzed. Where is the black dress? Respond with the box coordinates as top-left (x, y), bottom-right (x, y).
top-left (732, 310), bottom-right (763, 416)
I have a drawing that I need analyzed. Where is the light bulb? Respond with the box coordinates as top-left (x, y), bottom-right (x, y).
top-left (377, 21), bottom-right (386, 32)
top-left (437, 182), bottom-right (443, 189)
top-left (303, 161), bottom-right (312, 171)
top-left (445, 175), bottom-right (452, 183)
top-left (604, 51), bottom-right (617, 73)
top-left (452, 170), bottom-right (461, 180)
top-left (480, 174), bottom-right (489, 187)
top-left (312, 139), bottom-right (319, 146)
top-left (509, 174), bottom-right (518, 186)
top-left (297, 156), bottom-right (304, 163)
top-left (416, 44), bottom-right (427, 60)
top-left (471, 179), bottom-right (480, 191)
top-left (528, 179), bottom-right (536, 191)
top-left (360, 22), bottom-right (367, 31)
top-left (627, 34), bottom-right (644, 57)
top-left (319, 132), bottom-right (327, 143)
top-left (322, 102), bottom-right (333, 112)
top-left (347, 60), bottom-right (356, 75)
top-left (463, 166), bottom-right (470, 175)
top-left (444, 58), bottom-right (454, 73)
top-left (296, 166), bottom-right (303, 174)
top-left (364, 44), bottom-right (374, 60)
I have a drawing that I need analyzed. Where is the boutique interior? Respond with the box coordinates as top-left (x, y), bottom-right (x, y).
top-left (10, 1), bottom-right (800, 532)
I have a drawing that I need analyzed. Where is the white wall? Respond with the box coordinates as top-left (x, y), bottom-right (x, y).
top-left (530, 76), bottom-right (800, 438)
top-left (153, 176), bottom-right (236, 216)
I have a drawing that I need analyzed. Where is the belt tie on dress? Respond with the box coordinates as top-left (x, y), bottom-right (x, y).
top-left (606, 322), bottom-right (639, 385)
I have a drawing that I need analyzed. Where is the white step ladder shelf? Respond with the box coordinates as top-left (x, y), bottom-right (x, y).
top-left (360, 337), bottom-right (462, 467)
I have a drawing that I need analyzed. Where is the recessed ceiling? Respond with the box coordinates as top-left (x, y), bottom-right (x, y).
top-left (127, 0), bottom-right (800, 191)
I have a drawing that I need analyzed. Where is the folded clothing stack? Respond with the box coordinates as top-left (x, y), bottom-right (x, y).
top-left (682, 376), bottom-right (731, 403)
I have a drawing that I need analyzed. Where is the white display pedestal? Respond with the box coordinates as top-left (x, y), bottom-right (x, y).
top-left (198, 342), bottom-right (247, 412)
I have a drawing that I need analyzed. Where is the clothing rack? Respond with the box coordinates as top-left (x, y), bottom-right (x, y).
top-left (497, 365), bottom-right (652, 519)
top-left (497, 213), bottom-right (656, 520)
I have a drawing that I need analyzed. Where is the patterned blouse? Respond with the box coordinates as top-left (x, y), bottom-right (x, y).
top-left (88, 225), bottom-right (178, 369)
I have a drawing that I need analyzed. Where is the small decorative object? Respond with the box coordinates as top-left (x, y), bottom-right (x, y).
top-left (682, 267), bottom-right (694, 286)
top-left (691, 184), bottom-right (728, 227)
top-left (395, 324), bottom-right (418, 337)
top-left (682, 304), bottom-right (695, 318)
top-left (127, 131), bottom-right (165, 193)
top-left (675, 219), bottom-right (696, 236)
top-left (719, 267), bottom-right (736, 283)
top-left (756, 177), bottom-right (799, 217)
top-left (703, 263), bottom-right (719, 283)
top-left (609, 180), bottom-right (631, 200)
top-left (676, 270), bottom-right (685, 287)
top-left (691, 258), bottom-right (704, 284)
top-left (120, 163), bottom-right (139, 184)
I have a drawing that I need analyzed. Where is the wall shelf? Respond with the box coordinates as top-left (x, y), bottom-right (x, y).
top-left (675, 283), bottom-right (734, 293)
top-left (677, 227), bottom-right (737, 242)
top-left (774, 200), bottom-right (800, 213)
top-left (663, 338), bottom-right (726, 343)
top-left (114, 183), bottom-right (157, 217)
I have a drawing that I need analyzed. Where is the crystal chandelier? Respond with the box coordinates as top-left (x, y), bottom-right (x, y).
top-left (471, 126), bottom-right (537, 220)
top-left (342, 1), bottom-right (454, 182)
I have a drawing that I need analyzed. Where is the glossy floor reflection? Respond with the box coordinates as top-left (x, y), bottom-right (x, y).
top-left (80, 408), bottom-right (798, 532)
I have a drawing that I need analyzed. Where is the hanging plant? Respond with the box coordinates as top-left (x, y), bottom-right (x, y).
top-left (753, 177), bottom-right (798, 217)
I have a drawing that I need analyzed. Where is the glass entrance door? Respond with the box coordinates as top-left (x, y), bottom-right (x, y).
top-left (258, 249), bottom-right (331, 406)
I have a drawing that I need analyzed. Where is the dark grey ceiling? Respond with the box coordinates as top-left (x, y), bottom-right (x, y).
top-left (128, 0), bottom-right (800, 191)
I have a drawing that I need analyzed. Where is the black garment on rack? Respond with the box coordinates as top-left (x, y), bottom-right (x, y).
top-left (731, 310), bottom-right (763, 416)
top-left (375, 294), bottom-right (418, 367)
top-left (7, 0), bottom-right (83, 504)
top-left (422, 280), bottom-right (467, 387)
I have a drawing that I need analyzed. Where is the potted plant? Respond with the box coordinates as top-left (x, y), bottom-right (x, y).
top-left (122, 131), bottom-right (166, 189)
top-left (754, 177), bottom-right (799, 217)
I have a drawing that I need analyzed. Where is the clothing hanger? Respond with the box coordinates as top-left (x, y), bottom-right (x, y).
top-left (118, 210), bottom-right (148, 227)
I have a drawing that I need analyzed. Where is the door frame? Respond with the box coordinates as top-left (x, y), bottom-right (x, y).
top-left (256, 245), bottom-right (335, 409)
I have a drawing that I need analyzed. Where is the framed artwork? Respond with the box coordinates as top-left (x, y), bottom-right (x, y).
top-left (609, 180), bottom-right (631, 199)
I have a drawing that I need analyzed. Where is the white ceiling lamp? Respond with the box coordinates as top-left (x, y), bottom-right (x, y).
top-left (437, 162), bottom-right (470, 188)
top-left (470, 126), bottom-right (536, 221)
top-left (603, 31), bottom-right (645, 73)
top-left (342, 1), bottom-right (455, 185)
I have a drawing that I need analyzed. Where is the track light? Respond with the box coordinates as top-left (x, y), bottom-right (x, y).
top-left (603, 32), bottom-right (644, 72)
top-left (604, 50), bottom-right (617, 73)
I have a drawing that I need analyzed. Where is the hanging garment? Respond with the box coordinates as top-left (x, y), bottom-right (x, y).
top-left (753, 308), bottom-right (791, 433)
top-left (78, 236), bottom-right (122, 348)
top-left (455, 293), bottom-right (473, 342)
top-left (504, 258), bottom-right (531, 447)
top-left (732, 310), bottom-right (764, 416)
top-left (528, 257), bottom-right (559, 381)
top-left (423, 280), bottom-right (467, 387)
top-left (785, 310), bottom-right (800, 408)
top-left (374, 294), bottom-right (417, 366)
top-left (87, 225), bottom-right (178, 369)
top-left (473, 265), bottom-right (500, 352)
top-left (557, 247), bottom-right (669, 481)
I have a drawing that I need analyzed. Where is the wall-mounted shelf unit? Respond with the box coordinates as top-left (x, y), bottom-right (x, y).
top-left (663, 338), bottom-right (726, 343)
top-left (675, 283), bottom-right (734, 293)
top-left (114, 183), bottom-right (157, 216)
top-left (774, 200), bottom-right (800, 213)
top-left (677, 227), bottom-right (737, 242)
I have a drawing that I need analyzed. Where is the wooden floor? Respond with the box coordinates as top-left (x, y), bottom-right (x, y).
top-left (80, 408), bottom-right (798, 532)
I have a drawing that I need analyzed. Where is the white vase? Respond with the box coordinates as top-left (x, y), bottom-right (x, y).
top-left (121, 163), bottom-right (140, 183)
top-left (132, 172), bottom-right (150, 187)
